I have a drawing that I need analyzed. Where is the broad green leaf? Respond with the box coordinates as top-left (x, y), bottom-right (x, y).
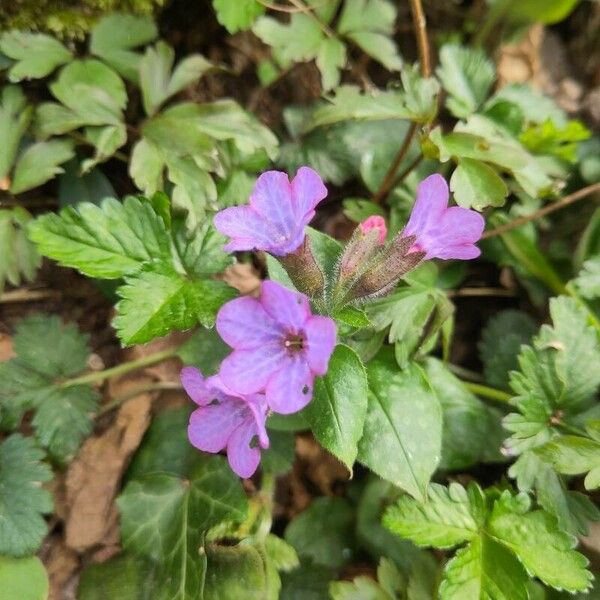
top-left (383, 483), bottom-right (483, 549)
top-left (10, 139), bottom-right (75, 194)
top-left (0, 31), bottom-right (71, 82)
top-left (57, 160), bottom-right (115, 207)
top-left (0, 435), bottom-right (53, 556)
top-left (261, 430), bottom-right (296, 475)
top-left (316, 38), bottom-right (346, 91)
top-left (439, 535), bottom-right (528, 600)
top-left (424, 358), bottom-right (504, 470)
top-left (436, 44), bottom-right (495, 119)
top-left (488, 493), bottom-right (592, 592)
top-left (35, 102), bottom-right (84, 137)
top-left (28, 196), bottom-right (172, 279)
top-left (78, 553), bottom-right (155, 600)
top-left (49, 59), bottom-right (127, 126)
top-left (358, 360), bottom-right (442, 500)
top-left (284, 497), bottom-right (355, 569)
top-left (213, 0), bottom-right (265, 33)
top-left (0, 85), bottom-right (32, 179)
top-left (574, 256), bottom-right (600, 299)
top-left (81, 123), bottom-right (127, 173)
top-left (303, 345), bottom-right (368, 471)
top-left (450, 158), bottom-right (508, 209)
top-left (0, 556), bottom-right (49, 600)
top-left (129, 138), bottom-right (164, 195)
top-left (0, 208), bottom-right (40, 294)
top-left (520, 119), bottom-right (590, 163)
top-left (478, 310), bottom-right (537, 390)
top-left (89, 14), bottom-right (158, 83)
top-left (503, 0), bottom-right (581, 24)
top-left (113, 264), bottom-right (236, 345)
top-left (140, 41), bottom-right (212, 116)
top-left (491, 84), bottom-right (566, 126)
top-left (176, 327), bottom-right (230, 377)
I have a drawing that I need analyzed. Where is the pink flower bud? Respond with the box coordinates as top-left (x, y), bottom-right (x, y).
top-left (360, 216), bottom-right (387, 245)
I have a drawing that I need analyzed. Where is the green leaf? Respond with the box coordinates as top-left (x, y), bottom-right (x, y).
top-left (436, 44), bottom-right (495, 119)
top-left (358, 360), bottom-right (442, 501)
top-left (332, 306), bottom-right (372, 328)
top-left (176, 327), bottom-right (230, 377)
top-left (439, 535), bottom-right (529, 600)
top-left (450, 158), bottom-right (508, 210)
top-left (129, 138), bottom-right (164, 195)
top-left (57, 160), bottom-right (115, 207)
top-left (399, 63), bottom-right (440, 124)
top-left (261, 430), bottom-right (296, 475)
top-left (503, 0), bottom-right (581, 24)
top-left (0, 556), bottom-right (49, 600)
top-left (330, 559), bottom-right (404, 599)
top-left (0, 208), bottom-right (40, 294)
top-left (478, 310), bottom-right (537, 390)
top-left (488, 493), bottom-right (592, 592)
top-left (265, 534), bottom-right (300, 573)
top-left (520, 119), bottom-right (590, 163)
top-left (303, 345), bottom-right (368, 471)
top-left (342, 198), bottom-right (385, 223)
top-left (0, 85), bottom-right (32, 179)
top-left (78, 553), bottom-right (155, 600)
top-left (34, 102), bottom-right (84, 137)
top-left (28, 196), bottom-right (172, 279)
top-left (118, 455), bottom-right (248, 599)
top-left (90, 14), bottom-right (158, 83)
top-left (113, 264), bottom-right (236, 345)
top-left (0, 31), bottom-right (71, 82)
top-left (0, 434), bottom-right (53, 556)
top-left (383, 482), bottom-right (483, 549)
top-left (140, 42), bottom-right (212, 116)
top-left (424, 358), bottom-right (504, 470)
top-left (49, 59), bottom-right (126, 126)
top-left (316, 38), bottom-right (346, 91)
top-left (81, 123), bottom-right (127, 173)
top-left (574, 256), bottom-right (600, 299)
top-left (213, 0), bottom-right (265, 33)
top-left (10, 139), bottom-right (75, 194)
top-left (284, 497), bottom-right (355, 569)
top-left (280, 561), bottom-right (333, 599)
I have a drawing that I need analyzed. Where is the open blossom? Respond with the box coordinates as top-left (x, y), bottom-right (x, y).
top-left (213, 167), bottom-right (328, 257)
top-left (403, 174), bottom-right (484, 260)
top-left (181, 366), bottom-right (269, 478)
top-left (359, 215), bottom-right (387, 244)
top-left (216, 280), bottom-right (336, 414)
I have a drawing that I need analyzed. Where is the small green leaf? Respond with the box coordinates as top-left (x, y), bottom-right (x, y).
top-left (0, 31), bottom-right (71, 82)
top-left (213, 0), bottom-right (265, 33)
top-left (332, 306), bottom-right (372, 329)
top-left (35, 102), bottom-right (84, 137)
top-left (129, 138), bottom-right (164, 195)
top-left (0, 555), bottom-right (49, 600)
top-left (176, 327), bottom-right (231, 377)
top-left (261, 431), bottom-right (296, 475)
top-left (503, 0), bottom-right (581, 24)
top-left (81, 123), bottom-right (127, 173)
top-left (264, 534), bottom-right (300, 573)
top-left (358, 360), bottom-right (442, 500)
top-left (303, 345), bottom-right (368, 471)
top-left (10, 139), bottom-right (75, 194)
top-left (0, 85), bottom-right (32, 179)
top-left (574, 256), bottom-right (600, 299)
top-left (342, 198), bottom-right (385, 223)
top-left (450, 158), bottom-right (508, 210)
top-left (57, 160), bottom-right (115, 207)
top-left (0, 434), bottom-right (53, 556)
top-left (316, 38), bottom-right (346, 91)
top-left (520, 119), bottom-right (590, 163)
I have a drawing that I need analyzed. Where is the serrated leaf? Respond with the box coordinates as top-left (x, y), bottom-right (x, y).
top-left (450, 158), bottom-right (508, 209)
top-left (399, 63), bottom-right (440, 124)
top-left (574, 256), bottom-right (600, 299)
top-left (118, 455), bottom-right (248, 599)
top-left (28, 196), bottom-right (172, 279)
top-left (10, 139), bottom-right (75, 194)
top-left (383, 482), bottom-right (483, 549)
top-left (303, 345), bottom-right (368, 471)
top-left (0, 434), bottom-right (53, 556)
top-left (358, 360), bottom-right (442, 501)
top-left (0, 555), bottom-right (49, 600)
top-left (113, 264), bottom-right (236, 345)
top-left (284, 497), bottom-right (355, 569)
top-left (0, 208), bottom-right (40, 294)
top-left (0, 31), bottom-right (71, 82)
top-left (0, 85), bottom-right (32, 179)
top-left (436, 44), bottom-right (495, 119)
top-left (213, 0), bottom-right (265, 33)
top-left (89, 14), bottom-right (158, 83)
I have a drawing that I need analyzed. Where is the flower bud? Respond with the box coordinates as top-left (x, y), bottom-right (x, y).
top-left (277, 236), bottom-right (325, 297)
top-left (359, 216), bottom-right (387, 244)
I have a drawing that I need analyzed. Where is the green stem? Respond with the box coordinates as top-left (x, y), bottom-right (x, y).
top-left (60, 348), bottom-right (178, 388)
top-left (96, 381), bottom-right (183, 417)
top-left (255, 472), bottom-right (276, 540)
top-left (462, 381), bottom-right (512, 404)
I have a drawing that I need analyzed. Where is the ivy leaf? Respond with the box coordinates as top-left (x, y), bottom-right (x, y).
top-left (113, 263), bottom-right (236, 345)
top-left (0, 31), bottom-right (71, 82)
top-left (0, 555), bottom-right (49, 600)
top-left (0, 85), bottom-right (32, 179)
top-left (140, 42), bottom-right (212, 116)
top-left (89, 14), bottom-right (158, 83)
top-left (383, 482), bottom-right (483, 549)
top-left (574, 256), bottom-right (600, 299)
top-left (436, 44), bottom-right (495, 119)
top-left (450, 157), bottom-right (508, 209)
top-left (213, 0), bottom-right (265, 33)
top-left (0, 208), bottom-right (40, 294)
top-left (358, 359), bottom-right (442, 501)
top-left (10, 139), bottom-right (75, 194)
top-left (117, 455), bottom-right (248, 599)
top-left (0, 314), bottom-right (99, 461)
top-left (28, 196), bottom-right (173, 280)
top-left (0, 434), bottom-right (53, 556)
top-left (478, 310), bottom-right (538, 390)
top-left (303, 344), bottom-right (368, 472)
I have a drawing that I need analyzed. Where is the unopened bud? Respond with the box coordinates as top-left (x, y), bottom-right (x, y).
top-left (277, 236), bottom-right (325, 297)
top-left (359, 216), bottom-right (387, 244)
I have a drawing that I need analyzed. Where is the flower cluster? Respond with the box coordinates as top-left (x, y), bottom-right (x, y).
top-left (182, 167), bottom-right (484, 478)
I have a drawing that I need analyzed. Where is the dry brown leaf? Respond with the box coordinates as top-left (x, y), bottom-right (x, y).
top-left (222, 263), bottom-right (261, 296)
top-left (0, 333), bottom-right (14, 361)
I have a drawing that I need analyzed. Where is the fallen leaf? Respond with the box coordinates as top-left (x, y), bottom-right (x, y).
top-left (222, 262), bottom-right (261, 296)
top-left (0, 333), bottom-right (14, 361)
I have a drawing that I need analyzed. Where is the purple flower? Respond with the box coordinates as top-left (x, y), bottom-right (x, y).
top-left (213, 167), bottom-right (328, 257)
top-left (216, 280), bottom-right (336, 414)
top-left (403, 174), bottom-right (484, 260)
top-left (181, 366), bottom-right (269, 478)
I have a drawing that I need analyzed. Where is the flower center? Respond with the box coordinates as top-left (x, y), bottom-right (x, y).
top-left (283, 332), bottom-right (305, 353)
